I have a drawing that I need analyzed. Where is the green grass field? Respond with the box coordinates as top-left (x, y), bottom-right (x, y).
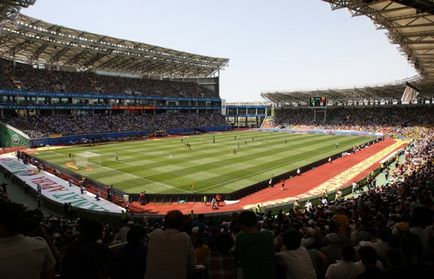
top-left (33, 131), bottom-right (374, 194)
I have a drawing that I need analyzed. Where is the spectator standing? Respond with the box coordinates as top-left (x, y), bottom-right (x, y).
top-left (235, 210), bottom-right (275, 279)
top-left (113, 224), bottom-right (147, 279)
top-left (0, 201), bottom-right (56, 279)
top-left (61, 218), bottom-right (113, 279)
top-left (276, 229), bottom-right (317, 279)
top-left (325, 246), bottom-right (359, 279)
top-left (207, 233), bottom-right (237, 279)
top-left (145, 210), bottom-right (195, 279)
top-left (355, 246), bottom-right (384, 279)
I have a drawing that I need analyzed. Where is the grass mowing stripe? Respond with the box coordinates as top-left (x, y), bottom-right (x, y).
top-left (81, 134), bottom-right (336, 181)
top-left (185, 136), bottom-right (369, 193)
top-left (34, 131), bottom-right (374, 194)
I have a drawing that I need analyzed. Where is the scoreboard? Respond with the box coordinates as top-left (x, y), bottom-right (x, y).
top-left (309, 96), bottom-right (327, 107)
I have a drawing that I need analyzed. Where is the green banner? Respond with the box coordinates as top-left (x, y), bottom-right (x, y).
top-left (0, 121), bottom-right (30, 147)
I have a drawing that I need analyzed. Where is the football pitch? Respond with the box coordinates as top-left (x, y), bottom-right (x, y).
top-left (33, 131), bottom-right (374, 194)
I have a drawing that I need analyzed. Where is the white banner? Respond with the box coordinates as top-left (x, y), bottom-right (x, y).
top-left (0, 155), bottom-right (124, 213)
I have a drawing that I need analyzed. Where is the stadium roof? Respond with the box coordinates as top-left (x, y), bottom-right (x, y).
top-left (0, 14), bottom-right (229, 78)
top-left (0, 1), bottom-right (35, 23)
top-left (324, 0), bottom-right (434, 80)
top-left (264, 0), bottom-right (434, 103)
top-left (262, 77), bottom-right (434, 103)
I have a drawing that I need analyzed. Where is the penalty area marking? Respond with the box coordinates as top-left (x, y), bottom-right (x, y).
top-left (65, 161), bottom-right (93, 171)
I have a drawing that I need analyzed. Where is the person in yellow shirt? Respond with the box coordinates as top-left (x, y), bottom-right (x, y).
top-left (193, 234), bottom-right (210, 266)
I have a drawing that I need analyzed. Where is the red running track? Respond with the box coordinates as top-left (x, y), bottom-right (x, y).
top-left (131, 138), bottom-right (404, 215)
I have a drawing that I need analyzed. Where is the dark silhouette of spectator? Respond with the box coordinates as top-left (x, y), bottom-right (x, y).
top-left (0, 200), bottom-right (56, 279)
top-left (60, 218), bottom-right (113, 279)
top-left (356, 246), bottom-right (384, 279)
top-left (113, 224), bottom-right (147, 279)
top-left (207, 232), bottom-right (237, 279)
top-left (235, 210), bottom-right (275, 279)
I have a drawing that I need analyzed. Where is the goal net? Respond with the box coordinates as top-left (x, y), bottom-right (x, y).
top-left (74, 151), bottom-right (101, 168)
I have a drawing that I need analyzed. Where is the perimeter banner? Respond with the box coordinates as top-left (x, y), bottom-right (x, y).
top-left (0, 155), bottom-right (124, 213)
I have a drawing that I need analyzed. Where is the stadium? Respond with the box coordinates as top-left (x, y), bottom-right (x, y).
top-left (0, 1), bottom-right (433, 279)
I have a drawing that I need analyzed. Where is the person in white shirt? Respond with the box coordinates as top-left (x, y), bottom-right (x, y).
top-left (352, 182), bottom-right (357, 194)
top-left (305, 200), bottom-right (313, 212)
top-left (321, 198), bottom-right (328, 206)
top-left (276, 229), bottom-right (317, 279)
top-left (0, 201), bottom-right (56, 279)
top-left (145, 210), bottom-right (195, 279)
top-left (325, 246), bottom-right (360, 279)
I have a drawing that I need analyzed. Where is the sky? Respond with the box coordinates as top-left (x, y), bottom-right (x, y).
top-left (23, 0), bottom-right (417, 102)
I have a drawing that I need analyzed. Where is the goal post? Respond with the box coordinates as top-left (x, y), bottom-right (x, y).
top-left (74, 151), bottom-right (102, 168)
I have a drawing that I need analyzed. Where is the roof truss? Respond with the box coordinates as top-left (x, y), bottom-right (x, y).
top-left (0, 13), bottom-right (229, 78)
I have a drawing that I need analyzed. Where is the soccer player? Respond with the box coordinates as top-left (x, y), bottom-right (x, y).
top-left (212, 136), bottom-right (215, 143)
top-left (297, 168), bottom-right (301, 175)
top-left (237, 142), bottom-right (240, 149)
top-left (268, 178), bottom-right (273, 187)
top-left (335, 143), bottom-right (339, 149)
top-left (232, 148), bottom-right (238, 155)
top-left (328, 157), bottom-right (332, 163)
top-left (115, 153), bottom-right (119, 161)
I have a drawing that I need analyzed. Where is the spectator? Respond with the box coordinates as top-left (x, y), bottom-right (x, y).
top-left (193, 234), bottom-right (210, 266)
top-left (207, 232), bottom-right (237, 279)
top-left (276, 229), bottom-right (317, 279)
top-left (235, 210), bottom-right (275, 279)
top-left (113, 224), bottom-right (147, 279)
top-left (356, 246), bottom-right (384, 279)
top-left (61, 218), bottom-right (113, 279)
top-left (145, 210), bottom-right (195, 279)
top-left (325, 246), bottom-right (359, 279)
top-left (0, 200), bottom-right (56, 279)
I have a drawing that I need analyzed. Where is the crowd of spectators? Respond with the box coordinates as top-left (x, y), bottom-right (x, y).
top-left (273, 106), bottom-right (434, 135)
top-left (5, 112), bottom-right (228, 138)
top-left (1, 127), bottom-right (432, 278)
top-left (0, 59), bottom-right (217, 98)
